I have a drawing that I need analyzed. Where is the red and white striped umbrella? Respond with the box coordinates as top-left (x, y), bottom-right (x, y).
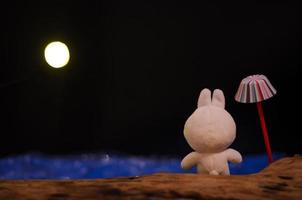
top-left (235, 75), bottom-right (277, 103)
top-left (235, 74), bottom-right (277, 163)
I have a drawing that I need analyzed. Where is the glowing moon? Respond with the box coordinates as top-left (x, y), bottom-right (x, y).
top-left (44, 41), bottom-right (70, 68)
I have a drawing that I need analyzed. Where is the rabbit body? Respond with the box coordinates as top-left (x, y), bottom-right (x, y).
top-left (181, 148), bottom-right (242, 175)
top-left (181, 89), bottom-right (242, 175)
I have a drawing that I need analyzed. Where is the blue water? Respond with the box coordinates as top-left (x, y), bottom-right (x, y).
top-left (0, 153), bottom-right (285, 179)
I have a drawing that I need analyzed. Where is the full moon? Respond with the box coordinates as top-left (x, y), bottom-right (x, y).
top-left (44, 41), bottom-right (70, 68)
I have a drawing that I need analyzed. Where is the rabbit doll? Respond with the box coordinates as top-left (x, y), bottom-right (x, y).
top-left (181, 88), bottom-right (242, 175)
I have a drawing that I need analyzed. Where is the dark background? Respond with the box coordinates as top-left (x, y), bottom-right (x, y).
top-left (0, 1), bottom-right (300, 157)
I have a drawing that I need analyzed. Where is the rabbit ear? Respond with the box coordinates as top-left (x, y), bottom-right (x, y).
top-left (212, 89), bottom-right (225, 108)
top-left (197, 88), bottom-right (211, 107)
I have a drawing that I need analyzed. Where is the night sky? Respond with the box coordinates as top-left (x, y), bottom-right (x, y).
top-left (0, 1), bottom-right (300, 157)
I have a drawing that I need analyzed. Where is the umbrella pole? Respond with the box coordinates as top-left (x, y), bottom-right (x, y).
top-left (256, 102), bottom-right (273, 163)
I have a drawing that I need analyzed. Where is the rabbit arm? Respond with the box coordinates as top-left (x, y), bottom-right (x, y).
top-left (181, 152), bottom-right (199, 169)
top-left (226, 149), bottom-right (242, 163)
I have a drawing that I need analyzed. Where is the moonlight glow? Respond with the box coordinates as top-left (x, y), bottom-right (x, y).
top-left (44, 41), bottom-right (70, 68)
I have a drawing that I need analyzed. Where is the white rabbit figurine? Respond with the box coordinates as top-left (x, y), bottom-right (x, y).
top-left (181, 88), bottom-right (242, 175)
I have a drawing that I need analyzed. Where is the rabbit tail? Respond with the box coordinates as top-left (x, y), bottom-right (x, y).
top-left (209, 170), bottom-right (219, 175)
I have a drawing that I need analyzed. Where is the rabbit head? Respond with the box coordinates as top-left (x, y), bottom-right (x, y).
top-left (184, 88), bottom-right (236, 153)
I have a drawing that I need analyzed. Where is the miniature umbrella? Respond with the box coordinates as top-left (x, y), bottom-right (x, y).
top-left (235, 74), bottom-right (277, 163)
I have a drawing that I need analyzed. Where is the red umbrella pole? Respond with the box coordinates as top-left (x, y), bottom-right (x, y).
top-left (256, 102), bottom-right (273, 163)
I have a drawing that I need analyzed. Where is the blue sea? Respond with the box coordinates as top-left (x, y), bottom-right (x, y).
top-left (0, 153), bottom-right (285, 179)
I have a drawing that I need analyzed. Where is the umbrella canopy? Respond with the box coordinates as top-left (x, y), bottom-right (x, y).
top-left (235, 75), bottom-right (277, 103)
